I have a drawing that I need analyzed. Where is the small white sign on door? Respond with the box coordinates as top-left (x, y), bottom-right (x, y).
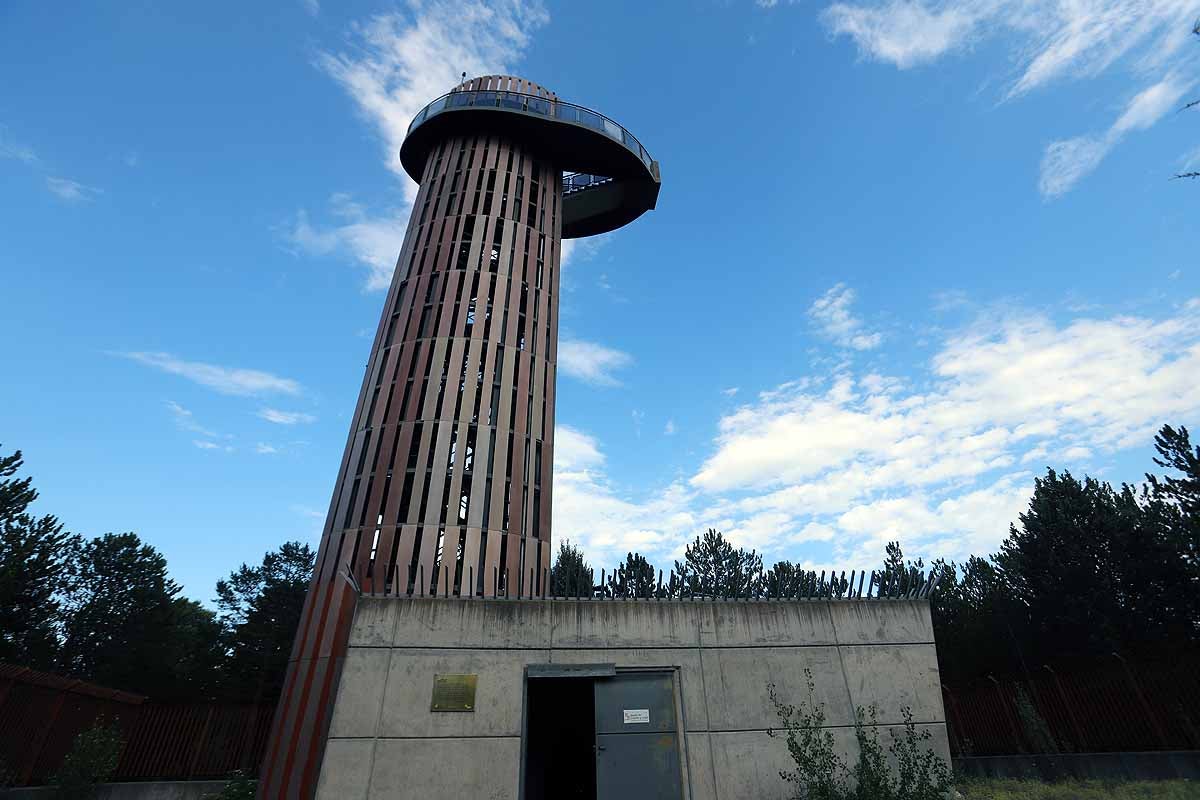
top-left (622, 708), bottom-right (650, 724)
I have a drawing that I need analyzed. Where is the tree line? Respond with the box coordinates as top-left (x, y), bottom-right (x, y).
top-left (2, 422), bottom-right (1196, 698)
top-left (0, 445), bottom-right (313, 701)
top-left (550, 424), bottom-right (1200, 685)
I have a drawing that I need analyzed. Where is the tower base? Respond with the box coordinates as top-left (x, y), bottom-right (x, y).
top-left (310, 596), bottom-right (949, 799)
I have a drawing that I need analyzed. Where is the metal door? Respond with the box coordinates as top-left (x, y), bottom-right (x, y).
top-left (593, 671), bottom-right (682, 800)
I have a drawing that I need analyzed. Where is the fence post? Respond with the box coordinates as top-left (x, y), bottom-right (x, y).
top-left (987, 675), bottom-right (1025, 753)
top-left (22, 682), bottom-right (73, 785)
top-left (1112, 652), bottom-right (1170, 749)
top-left (187, 706), bottom-right (216, 780)
top-left (1043, 663), bottom-right (1087, 752)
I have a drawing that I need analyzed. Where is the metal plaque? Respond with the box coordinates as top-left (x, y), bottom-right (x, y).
top-left (431, 673), bottom-right (477, 712)
top-left (622, 708), bottom-right (650, 724)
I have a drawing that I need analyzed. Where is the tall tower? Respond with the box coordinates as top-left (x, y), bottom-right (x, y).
top-left (259, 75), bottom-right (660, 799)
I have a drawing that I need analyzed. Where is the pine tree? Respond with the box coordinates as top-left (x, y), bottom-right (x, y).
top-left (673, 529), bottom-right (762, 597)
top-left (549, 540), bottom-right (593, 597)
top-left (215, 541), bottom-right (315, 701)
top-left (0, 446), bottom-right (80, 669)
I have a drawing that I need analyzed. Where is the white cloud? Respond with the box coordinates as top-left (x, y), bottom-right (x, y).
top-left (818, 0), bottom-right (1199, 195)
top-left (317, 1), bottom-right (547, 193)
top-left (290, 2), bottom-right (548, 290)
top-left (558, 339), bottom-right (633, 386)
top-left (554, 299), bottom-right (1200, 573)
top-left (553, 425), bottom-right (697, 568)
top-left (258, 407), bottom-right (318, 425)
top-left (0, 129), bottom-right (37, 164)
top-left (664, 419), bottom-right (677, 435)
top-left (301, 0), bottom-right (319, 16)
top-left (193, 440), bottom-right (234, 453)
top-left (808, 283), bottom-right (883, 350)
top-left (722, 387), bottom-right (740, 397)
top-left (822, 0), bottom-right (978, 70)
top-left (117, 352), bottom-right (302, 397)
top-left (256, 443), bottom-right (280, 455)
top-left (45, 176), bottom-right (100, 203)
top-left (166, 400), bottom-right (222, 438)
top-left (283, 197), bottom-right (407, 292)
top-left (1040, 75), bottom-right (1194, 197)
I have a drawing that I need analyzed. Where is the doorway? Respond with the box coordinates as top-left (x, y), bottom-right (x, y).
top-left (523, 667), bottom-right (683, 800)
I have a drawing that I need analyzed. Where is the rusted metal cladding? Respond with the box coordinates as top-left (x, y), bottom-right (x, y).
top-left (259, 85), bottom-right (563, 799)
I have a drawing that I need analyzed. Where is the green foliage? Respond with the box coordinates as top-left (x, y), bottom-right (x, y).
top-left (215, 541), bottom-right (314, 701)
top-left (957, 778), bottom-right (1198, 800)
top-left (49, 721), bottom-right (123, 799)
top-left (768, 670), bottom-right (846, 800)
top-left (888, 707), bottom-right (953, 800)
top-left (673, 528), bottom-right (762, 597)
top-left (0, 446), bottom-right (81, 670)
top-left (768, 676), bottom-right (953, 800)
top-left (204, 771), bottom-right (257, 800)
top-left (549, 539), bottom-right (593, 596)
top-left (930, 424), bottom-right (1200, 684)
top-left (1012, 686), bottom-right (1059, 755)
top-left (59, 532), bottom-right (223, 698)
top-left (605, 551), bottom-right (659, 597)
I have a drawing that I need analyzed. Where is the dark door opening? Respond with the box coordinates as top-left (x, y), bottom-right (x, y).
top-left (524, 676), bottom-right (596, 800)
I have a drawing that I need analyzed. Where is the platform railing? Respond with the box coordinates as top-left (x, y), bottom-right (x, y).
top-left (408, 89), bottom-right (655, 171)
top-left (562, 172), bottom-right (615, 195)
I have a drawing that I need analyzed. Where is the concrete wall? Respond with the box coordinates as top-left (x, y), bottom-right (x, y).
top-left (316, 597), bottom-right (949, 800)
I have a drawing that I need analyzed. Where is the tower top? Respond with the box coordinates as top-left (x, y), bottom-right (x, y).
top-left (400, 74), bottom-right (661, 238)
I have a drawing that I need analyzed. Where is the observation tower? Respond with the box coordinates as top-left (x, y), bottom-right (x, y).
top-left (259, 75), bottom-right (660, 799)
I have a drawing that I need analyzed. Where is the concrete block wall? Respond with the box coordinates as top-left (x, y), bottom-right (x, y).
top-left (315, 597), bottom-right (949, 800)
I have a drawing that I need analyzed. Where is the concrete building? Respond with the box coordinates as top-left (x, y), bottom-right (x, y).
top-left (259, 76), bottom-right (662, 799)
top-left (313, 595), bottom-right (949, 800)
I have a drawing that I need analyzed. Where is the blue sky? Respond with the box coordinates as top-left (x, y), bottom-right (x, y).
top-left (2, 0), bottom-right (1198, 600)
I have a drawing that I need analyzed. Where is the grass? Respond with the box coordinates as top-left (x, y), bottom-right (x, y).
top-left (957, 778), bottom-right (1200, 800)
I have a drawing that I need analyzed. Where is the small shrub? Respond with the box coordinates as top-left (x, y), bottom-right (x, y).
top-left (768, 680), bottom-right (953, 800)
top-left (768, 669), bottom-right (846, 800)
top-left (204, 771), bottom-right (257, 800)
top-left (851, 705), bottom-right (891, 800)
top-left (1013, 685), bottom-right (1059, 754)
top-left (889, 707), bottom-right (953, 800)
top-left (49, 721), bottom-right (123, 800)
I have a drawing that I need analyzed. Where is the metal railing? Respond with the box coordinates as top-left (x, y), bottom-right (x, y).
top-left (358, 560), bottom-right (943, 602)
top-left (408, 89), bottom-right (655, 171)
top-left (562, 172), bottom-right (615, 195)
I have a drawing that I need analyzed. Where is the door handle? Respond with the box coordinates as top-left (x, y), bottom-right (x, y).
top-left (595, 745), bottom-right (606, 752)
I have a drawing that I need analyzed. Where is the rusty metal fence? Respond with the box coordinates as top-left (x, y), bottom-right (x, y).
top-left (0, 663), bottom-right (274, 786)
top-left (942, 649), bottom-right (1200, 756)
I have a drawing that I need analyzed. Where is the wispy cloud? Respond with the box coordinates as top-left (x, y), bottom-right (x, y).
top-left (290, 1), bottom-right (549, 290)
top-left (193, 439), bottom-right (234, 453)
top-left (301, 0), bottom-right (319, 16)
top-left (0, 129), bottom-right (38, 164)
top-left (255, 443), bottom-right (280, 454)
top-left (166, 400), bottom-right (220, 438)
top-left (117, 352), bottom-right (302, 397)
top-left (46, 176), bottom-right (101, 203)
top-left (558, 339), bottom-right (633, 386)
top-left (258, 408), bottom-right (317, 425)
top-left (283, 195), bottom-right (406, 292)
top-left (817, 0), bottom-right (1199, 195)
top-left (808, 283), bottom-right (882, 350)
top-left (1040, 75), bottom-right (1195, 197)
top-left (664, 419), bottom-right (677, 435)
